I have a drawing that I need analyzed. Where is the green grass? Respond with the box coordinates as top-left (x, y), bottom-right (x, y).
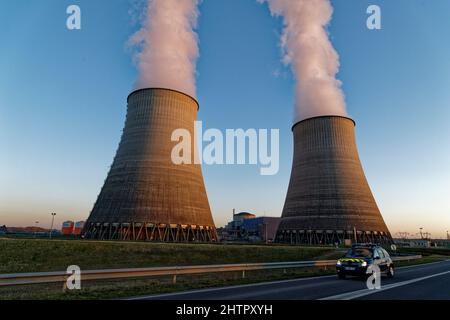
top-left (0, 238), bottom-right (342, 300)
top-left (394, 255), bottom-right (448, 267)
top-left (397, 247), bottom-right (450, 257)
top-left (0, 238), bottom-right (342, 274)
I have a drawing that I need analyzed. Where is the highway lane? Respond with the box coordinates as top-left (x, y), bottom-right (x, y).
top-left (129, 260), bottom-right (450, 300)
top-left (359, 266), bottom-right (450, 300)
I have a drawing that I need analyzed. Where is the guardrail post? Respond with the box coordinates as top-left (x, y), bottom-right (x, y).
top-left (172, 274), bottom-right (177, 284)
top-left (242, 270), bottom-right (245, 279)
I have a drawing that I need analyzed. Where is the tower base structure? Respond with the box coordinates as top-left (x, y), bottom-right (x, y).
top-left (84, 222), bottom-right (217, 242)
top-left (276, 229), bottom-right (391, 246)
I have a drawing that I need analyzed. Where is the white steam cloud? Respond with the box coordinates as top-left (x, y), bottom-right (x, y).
top-left (129, 0), bottom-right (200, 98)
top-left (259, 0), bottom-right (347, 122)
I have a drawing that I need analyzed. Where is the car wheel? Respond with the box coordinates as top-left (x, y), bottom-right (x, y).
top-left (387, 265), bottom-right (395, 278)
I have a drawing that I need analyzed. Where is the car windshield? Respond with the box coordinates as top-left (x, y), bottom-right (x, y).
top-left (345, 248), bottom-right (373, 258)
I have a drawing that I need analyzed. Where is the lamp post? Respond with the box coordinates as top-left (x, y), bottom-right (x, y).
top-left (49, 213), bottom-right (56, 239)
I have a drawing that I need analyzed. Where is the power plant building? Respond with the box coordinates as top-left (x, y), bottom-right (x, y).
top-left (276, 116), bottom-right (392, 245)
top-left (84, 88), bottom-right (217, 242)
top-left (243, 217), bottom-right (281, 242)
top-left (221, 212), bottom-right (281, 242)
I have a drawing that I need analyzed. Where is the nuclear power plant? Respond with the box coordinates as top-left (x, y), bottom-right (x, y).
top-left (276, 116), bottom-right (392, 245)
top-left (84, 88), bottom-right (217, 242)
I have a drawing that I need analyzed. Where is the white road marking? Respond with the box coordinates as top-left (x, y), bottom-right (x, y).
top-left (320, 270), bottom-right (450, 300)
top-left (397, 259), bottom-right (447, 270)
top-left (125, 274), bottom-right (337, 300)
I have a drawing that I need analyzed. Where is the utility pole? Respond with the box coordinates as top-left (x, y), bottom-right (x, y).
top-left (447, 231), bottom-right (449, 240)
top-left (49, 213), bottom-right (56, 239)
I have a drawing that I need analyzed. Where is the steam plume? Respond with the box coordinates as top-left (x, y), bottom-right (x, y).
top-left (259, 0), bottom-right (347, 122)
top-left (129, 0), bottom-right (200, 98)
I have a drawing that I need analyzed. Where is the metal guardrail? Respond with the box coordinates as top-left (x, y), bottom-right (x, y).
top-left (0, 255), bottom-right (422, 287)
top-left (390, 255), bottom-right (422, 262)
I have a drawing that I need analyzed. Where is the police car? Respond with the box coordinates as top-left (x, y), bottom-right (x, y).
top-left (336, 244), bottom-right (395, 279)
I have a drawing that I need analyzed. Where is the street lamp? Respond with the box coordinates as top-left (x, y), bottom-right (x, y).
top-left (49, 213), bottom-right (56, 239)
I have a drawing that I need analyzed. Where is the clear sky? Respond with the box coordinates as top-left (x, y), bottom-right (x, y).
top-left (1, 0), bottom-right (449, 238)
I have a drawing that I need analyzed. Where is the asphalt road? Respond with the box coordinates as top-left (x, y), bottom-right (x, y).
top-left (129, 260), bottom-right (450, 300)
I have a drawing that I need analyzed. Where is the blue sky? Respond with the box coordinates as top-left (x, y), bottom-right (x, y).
top-left (1, 0), bottom-right (449, 237)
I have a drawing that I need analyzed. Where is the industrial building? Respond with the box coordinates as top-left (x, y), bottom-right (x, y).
top-left (394, 238), bottom-right (450, 248)
top-left (221, 212), bottom-right (256, 240)
top-left (221, 211), bottom-right (281, 242)
top-left (277, 116), bottom-right (392, 245)
top-left (394, 238), bottom-right (431, 248)
top-left (61, 221), bottom-right (85, 236)
top-left (61, 221), bottom-right (75, 235)
top-left (243, 217), bottom-right (281, 242)
top-left (84, 88), bottom-right (217, 242)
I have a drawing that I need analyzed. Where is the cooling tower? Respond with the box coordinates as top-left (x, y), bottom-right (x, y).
top-left (84, 88), bottom-right (217, 242)
top-left (276, 116), bottom-right (392, 245)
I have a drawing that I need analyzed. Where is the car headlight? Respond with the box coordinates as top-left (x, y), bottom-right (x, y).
top-left (336, 260), bottom-right (342, 266)
top-left (361, 261), bottom-right (368, 267)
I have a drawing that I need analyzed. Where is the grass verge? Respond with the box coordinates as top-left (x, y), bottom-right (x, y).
top-left (397, 247), bottom-right (450, 257)
top-left (393, 255), bottom-right (447, 268)
top-left (0, 238), bottom-right (343, 274)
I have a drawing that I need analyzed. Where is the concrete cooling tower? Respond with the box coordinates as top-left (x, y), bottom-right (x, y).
top-left (276, 116), bottom-right (392, 245)
top-left (84, 88), bottom-right (217, 242)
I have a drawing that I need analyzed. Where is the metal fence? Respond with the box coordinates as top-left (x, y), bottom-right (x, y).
top-left (0, 255), bottom-right (422, 287)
